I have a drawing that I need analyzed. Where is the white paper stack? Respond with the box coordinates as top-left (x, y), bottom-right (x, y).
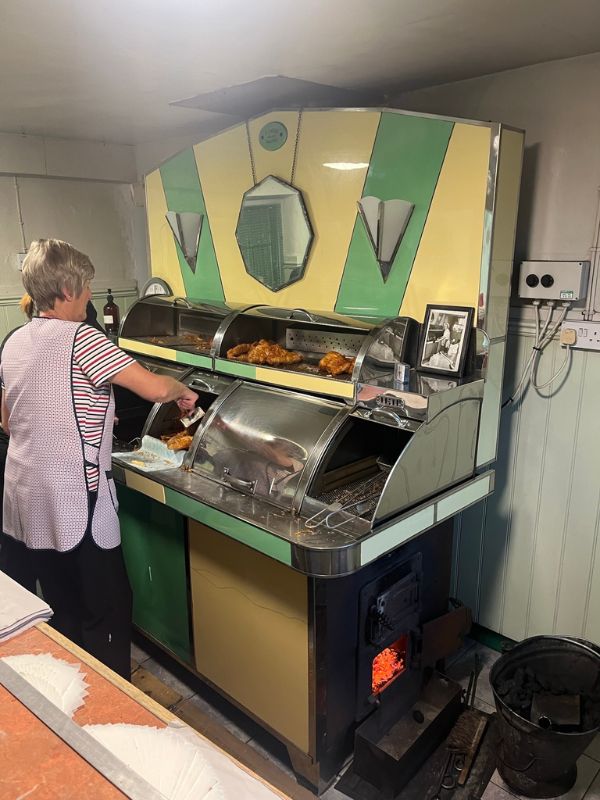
top-left (1, 653), bottom-right (89, 717)
top-left (83, 722), bottom-right (284, 800)
top-left (0, 569), bottom-right (53, 642)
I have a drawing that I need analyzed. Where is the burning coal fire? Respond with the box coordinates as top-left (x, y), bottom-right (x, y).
top-left (372, 637), bottom-right (407, 694)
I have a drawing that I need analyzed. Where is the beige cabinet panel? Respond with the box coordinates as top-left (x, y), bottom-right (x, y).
top-left (188, 520), bottom-right (309, 752)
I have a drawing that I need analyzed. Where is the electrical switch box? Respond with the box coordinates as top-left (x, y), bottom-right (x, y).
top-left (518, 260), bottom-right (589, 301)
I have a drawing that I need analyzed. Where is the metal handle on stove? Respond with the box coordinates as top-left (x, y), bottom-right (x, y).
top-left (369, 407), bottom-right (406, 426)
top-left (289, 308), bottom-right (316, 322)
top-left (173, 296), bottom-right (192, 308)
top-left (222, 469), bottom-right (257, 494)
top-left (189, 377), bottom-right (214, 393)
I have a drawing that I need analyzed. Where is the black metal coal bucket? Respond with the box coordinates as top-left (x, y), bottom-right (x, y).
top-left (490, 636), bottom-right (600, 798)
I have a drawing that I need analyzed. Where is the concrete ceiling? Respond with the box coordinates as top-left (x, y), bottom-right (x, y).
top-left (1, 0), bottom-right (599, 145)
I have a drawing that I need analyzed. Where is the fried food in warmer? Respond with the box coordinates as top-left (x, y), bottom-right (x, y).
top-left (227, 342), bottom-right (253, 358)
top-left (161, 431), bottom-right (193, 451)
top-left (265, 343), bottom-right (303, 366)
top-left (319, 351), bottom-right (355, 376)
top-left (247, 339), bottom-right (273, 364)
top-left (227, 339), bottom-right (303, 366)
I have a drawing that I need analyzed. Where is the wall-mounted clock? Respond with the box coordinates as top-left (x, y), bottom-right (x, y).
top-left (141, 278), bottom-right (172, 297)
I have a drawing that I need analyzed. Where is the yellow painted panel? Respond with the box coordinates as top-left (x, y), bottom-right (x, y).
top-left (248, 111), bottom-right (300, 184)
top-left (254, 366), bottom-right (355, 399)
top-left (400, 123), bottom-right (491, 321)
top-left (196, 110), bottom-right (380, 310)
top-left (286, 110), bottom-right (380, 310)
top-left (118, 338), bottom-right (178, 363)
top-left (145, 170), bottom-right (186, 296)
top-left (124, 470), bottom-right (166, 503)
top-left (189, 521), bottom-right (309, 752)
top-left (193, 126), bottom-right (261, 303)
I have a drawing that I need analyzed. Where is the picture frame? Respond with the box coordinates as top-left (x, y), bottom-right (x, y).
top-left (417, 305), bottom-right (474, 377)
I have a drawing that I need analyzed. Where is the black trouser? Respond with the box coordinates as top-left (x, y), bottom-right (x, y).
top-left (32, 532), bottom-right (133, 680)
top-left (0, 433), bottom-right (37, 592)
top-left (0, 484), bottom-right (132, 680)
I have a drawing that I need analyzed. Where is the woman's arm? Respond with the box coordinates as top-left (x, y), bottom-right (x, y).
top-left (110, 362), bottom-right (198, 411)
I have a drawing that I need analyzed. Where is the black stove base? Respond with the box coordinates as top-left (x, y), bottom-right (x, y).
top-left (337, 710), bottom-right (499, 800)
top-left (353, 673), bottom-right (463, 798)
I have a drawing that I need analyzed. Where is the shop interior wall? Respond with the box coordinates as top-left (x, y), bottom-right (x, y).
top-left (395, 51), bottom-right (600, 643)
top-left (0, 133), bottom-right (146, 339)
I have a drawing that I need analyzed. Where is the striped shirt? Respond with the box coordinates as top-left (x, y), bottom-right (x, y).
top-left (73, 324), bottom-right (134, 490)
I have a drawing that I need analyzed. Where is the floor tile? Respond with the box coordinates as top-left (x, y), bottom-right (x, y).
top-left (130, 640), bottom-right (152, 665)
top-left (482, 782), bottom-right (518, 798)
top-left (586, 735), bottom-right (600, 763)
top-left (246, 734), bottom-right (296, 779)
top-left (141, 656), bottom-right (197, 702)
top-left (174, 692), bottom-right (253, 743)
top-left (446, 635), bottom-right (478, 668)
top-left (475, 696), bottom-right (496, 714)
top-left (445, 641), bottom-right (501, 707)
top-left (491, 754), bottom-right (600, 800)
top-left (321, 785), bottom-right (350, 800)
top-left (584, 769), bottom-right (600, 798)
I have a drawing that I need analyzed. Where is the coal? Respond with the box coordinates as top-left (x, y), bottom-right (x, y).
top-left (494, 665), bottom-right (600, 732)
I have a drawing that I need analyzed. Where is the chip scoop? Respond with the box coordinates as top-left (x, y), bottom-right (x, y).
top-left (181, 406), bottom-right (205, 428)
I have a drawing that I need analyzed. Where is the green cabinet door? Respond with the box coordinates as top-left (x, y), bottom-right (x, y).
top-left (117, 485), bottom-right (192, 663)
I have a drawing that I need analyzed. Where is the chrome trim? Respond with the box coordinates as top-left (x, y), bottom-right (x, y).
top-left (373, 397), bottom-right (481, 525)
top-left (369, 407), bottom-right (406, 427)
top-left (290, 308), bottom-right (316, 321)
top-left (210, 306), bottom-right (255, 357)
top-left (350, 317), bottom-right (393, 381)
top-left (173, 296), bottom-right (193, 308)
top-left (114, 458), bottom-right (495, 577)
top-left (479, 122), bottom-right (502, 337)
top-left (184, 380), bottom-right (242, 468)
top-left (291, 405), bottom-right (351, 513)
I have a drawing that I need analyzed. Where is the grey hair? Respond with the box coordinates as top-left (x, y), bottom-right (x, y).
top-left (22, 239), bottom-right (95, 312)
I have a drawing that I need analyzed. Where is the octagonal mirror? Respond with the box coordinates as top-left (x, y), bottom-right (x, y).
top-left (235, 175), bottom-right (313, 291)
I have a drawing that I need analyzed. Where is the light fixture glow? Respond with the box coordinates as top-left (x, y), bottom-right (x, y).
top-left (322, 162), bottom-right (370, 171)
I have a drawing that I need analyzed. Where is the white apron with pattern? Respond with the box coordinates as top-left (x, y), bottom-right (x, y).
top-left (2, 319), bottom-right (120, 551)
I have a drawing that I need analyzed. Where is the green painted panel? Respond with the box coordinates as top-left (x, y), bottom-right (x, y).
top-left (361, 505), bottom-right (435, 566)
top-left (164, 488), bottom-right (292, 565)
top-left (117, 485), bottom-right (192, 663)
top-left (436, 474), bottom-right (492, 522)
top-left (160, 149), bottom-right (225, 303)
top-left (214, 357), bottom-right (257, 379)
top-left (336, 113), bottom-right (453, 317)
top-left (175, 351), bottom-right (212, 369)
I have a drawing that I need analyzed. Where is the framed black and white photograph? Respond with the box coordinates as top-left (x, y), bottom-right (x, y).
top-left (418, 305), bottom-right (474, 376)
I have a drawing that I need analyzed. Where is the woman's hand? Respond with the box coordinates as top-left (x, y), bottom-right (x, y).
top-left (176, 387), bottom-right (198, 412)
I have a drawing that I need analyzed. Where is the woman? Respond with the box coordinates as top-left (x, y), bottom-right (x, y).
top-left (0, 239), bottom-right (198, 678)
top-left (0, 294), bottom-right (107, 590)
top-left (0, 295), bottom-right (38, 591)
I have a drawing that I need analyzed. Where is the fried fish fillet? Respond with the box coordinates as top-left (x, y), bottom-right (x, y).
top-left (265, 343), bottom-right (303, 365)
top-left (161, 431), bottom-right (193, 451)
top-left (318, 351), bottom-right (355, 376)
top-left (228, 339), bottom-right (302, 366)
top-left (227, 342), bottom-right (253, 358)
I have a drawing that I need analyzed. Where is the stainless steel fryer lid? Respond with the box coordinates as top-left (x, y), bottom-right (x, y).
top-left (189, 382), bottom-right (345, 510)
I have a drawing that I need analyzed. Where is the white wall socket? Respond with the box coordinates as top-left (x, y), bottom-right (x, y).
top-left (561, 321), bottom-right (600, 352)
top-left (518, 260), bottom-right (590, 301)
